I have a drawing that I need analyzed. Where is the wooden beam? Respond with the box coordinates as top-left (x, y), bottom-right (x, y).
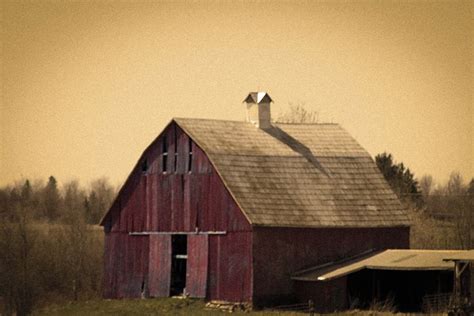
top-left (456, 261), bottom-right (469, 278)
top-left (129, 231), bottom-right (227, 236)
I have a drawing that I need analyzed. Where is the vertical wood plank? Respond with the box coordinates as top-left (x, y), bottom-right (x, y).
top-left (167, 124), bottom-right (176, 174)
top-left (186, 235), bottom-right (209, 298)
top-left (150, 174), bottom-right (158, 231)
top-left (157, 175), bottom-right (171, 231)
top-left (183, 175), bottom-right (192, 231)
top-left (176, 127), bottom-right (187, 174)
top-left (148, 235), bottom-right (172, 297)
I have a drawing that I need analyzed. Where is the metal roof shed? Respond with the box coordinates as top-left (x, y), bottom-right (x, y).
top-left (292, 249), bottom-right (474, 312)
top-left (443, 250), bottom-right (474, 313)
top-left (293, 249), bottom-right (461, 282)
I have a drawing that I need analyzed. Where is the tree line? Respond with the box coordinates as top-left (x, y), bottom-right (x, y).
top-left (0, 176), bottom-right (116, 224)
top-left (0, 176), bottom-right (116, 316)
top-left (375, 153), bottom-right (474, 250)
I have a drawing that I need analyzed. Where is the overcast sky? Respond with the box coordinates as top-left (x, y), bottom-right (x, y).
top-left (1, 0), bottom-right (472, 187)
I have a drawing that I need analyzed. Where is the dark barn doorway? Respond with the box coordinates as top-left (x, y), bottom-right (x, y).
top-left (348, 269), bottom-right (453, 312)
top-left (170, 235), bottom-right (188, 295)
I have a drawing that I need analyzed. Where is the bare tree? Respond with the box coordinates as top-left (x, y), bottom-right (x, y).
top-left (420, 172), bottom-right (473, 249)
top-left (84, 178), bottom-right (115, 224)
top-left (419, 174), bottom-right (433, 197)
top-left (275, 102), bottom-right (319, 123)
top-left (63, 180), bottom-right (86, 221)
top-left (0, 206), bottom-right (38, 316)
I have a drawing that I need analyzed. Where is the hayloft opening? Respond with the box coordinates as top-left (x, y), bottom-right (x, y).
top-left (162, 135), bottom-right (168, 173)
top-left (170, 235), bottom-right (187, 296)
top-left (141, 159), bottom-right (148, 173)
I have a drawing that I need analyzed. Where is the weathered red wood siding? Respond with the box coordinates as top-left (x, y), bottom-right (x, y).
top-left (103, 233), bottom-right (149, 298)
top-left (252, 226), bottom-right (410, 306)
top-left (186, 235), bottom-right (209, 298)
top-left (208, 232), bottom-right (253, 302)
top-left (103, 122), bottom-right (252, 301)
top-left (148, 235), bottom-right (171, 297)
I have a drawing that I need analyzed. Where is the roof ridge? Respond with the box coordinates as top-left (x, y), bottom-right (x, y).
top-left (173, 117), bottom-right (245, 124)
top-left (275, 122), bottom-right (339, 126)
top-left (174, 117), bottom-right (340, 126)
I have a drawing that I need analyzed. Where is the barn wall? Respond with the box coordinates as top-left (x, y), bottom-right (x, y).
top-left (252, 226), bottom-right (410, 306)
top-left (103, 122), bottom-right (252, 300)
top-left (208, 232), bottom-right (253, 302)
top-left (103, 233), bottom-right (149, 299)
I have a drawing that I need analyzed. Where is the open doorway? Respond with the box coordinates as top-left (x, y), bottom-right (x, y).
top-left (170, 235), bottom-right (187, 295)
top-left (347, 269), bottom-right (453, 312)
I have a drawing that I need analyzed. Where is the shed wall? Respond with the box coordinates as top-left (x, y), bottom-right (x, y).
top-left (103, 123), bottom-right (252, 300)
top-left (252, 226), bottom-right (410, 306)
top-left (294, 278), bottom-right (347, 313)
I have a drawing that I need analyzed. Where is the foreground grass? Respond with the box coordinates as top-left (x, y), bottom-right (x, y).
top-left (33, 298), bottom-right (445, 316)
top-left (33, 298), bottom-right (305, 316)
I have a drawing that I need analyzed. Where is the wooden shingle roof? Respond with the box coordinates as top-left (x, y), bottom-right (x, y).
top-left (174, 118), bottom-right (410, 228)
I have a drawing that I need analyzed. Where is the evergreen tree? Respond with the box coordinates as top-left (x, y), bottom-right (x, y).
top-left (42, 176), bottom-right (61, 221)
top-left (20, 180), bottom-right (32, 208)
top-left (375, 152), bottom-right (422, 207)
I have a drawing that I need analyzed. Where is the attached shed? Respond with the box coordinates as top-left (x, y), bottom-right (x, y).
top-left (293, 249), bottom-right (473, 312)
top-left (99, 92), bottom-right (410, 308)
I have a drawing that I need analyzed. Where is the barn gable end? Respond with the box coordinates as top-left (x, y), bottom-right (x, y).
top-left (101, 121), bottom-right (251, 233)
top-left (101, 122), bottom-right (253, 301)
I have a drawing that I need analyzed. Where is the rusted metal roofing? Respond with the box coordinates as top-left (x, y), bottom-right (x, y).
top-left (174, 118), bottom-right (409, 228)
top-left (292, 249), bottom-right (468, 282)
top-left (443, 250), bottom-right (474, 262)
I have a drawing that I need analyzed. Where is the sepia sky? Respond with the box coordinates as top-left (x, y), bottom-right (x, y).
top-left (1, 0), bottom-right (472, 188)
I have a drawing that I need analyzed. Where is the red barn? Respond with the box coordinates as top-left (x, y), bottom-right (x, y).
top-left (99, 92), bottom-right (410, 309)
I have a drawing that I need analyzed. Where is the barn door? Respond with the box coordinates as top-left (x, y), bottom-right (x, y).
top-left (186, 235), bottom-right (209, 297)
top-left (148, 235), bottom-right (172, 297)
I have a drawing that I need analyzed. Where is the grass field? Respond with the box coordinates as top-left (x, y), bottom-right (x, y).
top-left (32, 298), bottom-right (442, 316)
top-left (32, 298), bottom-right (306, 316)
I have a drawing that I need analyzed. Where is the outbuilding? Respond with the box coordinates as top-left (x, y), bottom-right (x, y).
top-left (99, 92), bottom-right (410, 308)
top-left (293, 249), bottom-right (473, 312)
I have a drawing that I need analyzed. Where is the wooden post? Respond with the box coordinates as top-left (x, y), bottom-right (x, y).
top-left (308, 299), bottom-right (314, 316)
top-left (454, 261), bottom-right (460, 308)
top-left (451, 260), bottom-right (470, 312)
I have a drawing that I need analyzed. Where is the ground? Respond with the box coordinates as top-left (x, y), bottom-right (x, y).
top-left (32, 298), bottom-right (446, 316)
top-left (33, 298), bottom-right (301, 315)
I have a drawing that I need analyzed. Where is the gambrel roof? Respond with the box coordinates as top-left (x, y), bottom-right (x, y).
top-left (174, 118), bottom-right (410, 228)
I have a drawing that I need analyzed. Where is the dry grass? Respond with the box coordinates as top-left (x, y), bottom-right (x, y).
top-left (32, 298), bottom-right (448, 316)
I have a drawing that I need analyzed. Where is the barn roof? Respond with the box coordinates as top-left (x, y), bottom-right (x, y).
top-left (173, 118), bottom-right (409, 228)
